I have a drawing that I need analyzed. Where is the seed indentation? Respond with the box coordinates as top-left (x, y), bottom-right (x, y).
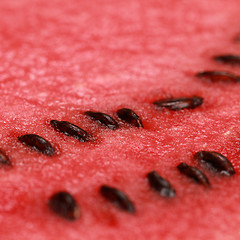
top-left (214, 55), bottom-right (240, 65)
top-left (48, 191), bottom-right (80, 220)
top-left (177, 163), bottom-right (210, 187)
top-left (18, 134), bottom-right (55, 156)
top-left (116, 108), bottom-right (143, 128)
top-left (85, 111), bottom-right (119, 130)
top-left (194, 151), bottom-right (235, 176)
top-left (196, 71), bottom-right (240, 82)
top-left (153, 96), bottom-right (203, 111)
top-left (0, 149), bottom-right (11, 166)
top-left (147, 171), bottom-right (176, 197)
top-left (50, 120), bottom-right (91, 142)
top-left (100, 185), bottom-right (135, 213)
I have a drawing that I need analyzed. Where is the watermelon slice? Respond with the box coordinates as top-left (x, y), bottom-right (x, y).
top-left (1, 0), bottom-right (240, 239)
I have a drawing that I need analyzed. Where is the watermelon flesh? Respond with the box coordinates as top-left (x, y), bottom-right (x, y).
top-left (1, 0), bottom-right (240, 239)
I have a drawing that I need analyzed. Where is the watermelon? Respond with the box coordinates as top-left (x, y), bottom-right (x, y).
top-left (1, 0), bottom-right (240, 239)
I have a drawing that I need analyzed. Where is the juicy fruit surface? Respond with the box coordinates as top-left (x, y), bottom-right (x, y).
top-left (1, 0), bottom-right (240, 239)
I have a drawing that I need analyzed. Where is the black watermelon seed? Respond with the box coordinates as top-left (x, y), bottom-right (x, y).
top-left (194, 151), bottom-right (235, 176)
top-left (147, 171), bottom-right (176, 198)
top-left (214, 55), bottom-right (240, 65)
top-left (48, 191), bottom-right (80, 220)
top-left (85, 111), bottom-right (119, 130)
top-left (196, 71), bottom-right (240, 82)
top-left (100, 185), bottom-right (135, 213)
top-left (18, 134), bottom-right (55, 156)
top-left (177, 163), bottom-right (210, 187)
top-left (0, 149), bottom-right (11, 166)
top-left (50, 120), bottom-right (91, 142)
top-left (153, 96), bottom-right (203, 111)
top-left (116, 108), bottom-right (143, 128)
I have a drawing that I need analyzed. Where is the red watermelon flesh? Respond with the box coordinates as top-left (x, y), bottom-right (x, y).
top-left (1, 0), bottom-right (240, 239)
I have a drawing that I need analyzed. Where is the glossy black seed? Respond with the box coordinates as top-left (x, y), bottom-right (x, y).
top-left (0, 149), bottom-right (11, 166)
top-left (85, 111), bottom-right (119, 130)
top-left (194, 151), bottom-right (235, 176)
top-left (177, 163), bottom-right (210, 187)
top-left (50, 120), bottom-right (91, 142)
top-left (147, 171), bottom-right (176, 198)
top-left (116, 108), bottom-right (143, 128)
top-left (153, 96), bottom-right (203, 111)
top-left (196, 71), bottom-right (240, 82)
top-left (18, 134), bottom-right (55, 156)
top-left (48, 191), bottom-right (80, 220)
top-left (214, 55), bottom-right (240, 65)
top-left (100, 185), bottom-right (135, 213)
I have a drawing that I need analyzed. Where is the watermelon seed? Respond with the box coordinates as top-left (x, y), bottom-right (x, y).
top-left (116, 108), bottom-right (143, 128)
top-left (177, 163), bottom-right (210, 187)
top-left (0, 149), bottom-right (11, 166)
top-left (100, 185), bottom-right (136, 213)
top-left (147, 171), bottom-right (176, 197)
top-left (196, 71), bottom-right (240, 82)
top-left (18, 134), bottom-right (55, 156)
top-left (153, 96), bottom-right (203, 111)
top-left (194, 151), bottom-right (235, 176)
top-left (48, 191), bottom-right (80, 220)
top-left (85, 111), bottom-right (119, 130)
top-left (214, 54), bottom-right (240, 65)
top-left (50, 120), bottom-right (91, 142)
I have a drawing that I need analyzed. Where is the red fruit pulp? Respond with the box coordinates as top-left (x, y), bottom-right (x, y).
top-left (0, 0), bottom-right (240, 239)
